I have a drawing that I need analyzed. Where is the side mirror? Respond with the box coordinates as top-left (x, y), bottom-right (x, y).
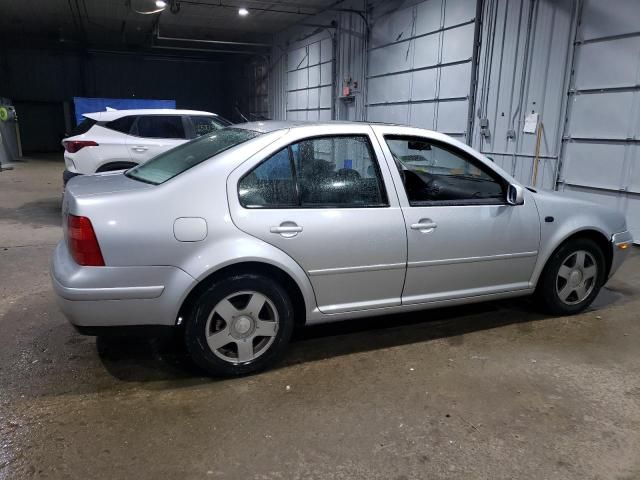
top-left (506, 184), bottom-right (525, 205)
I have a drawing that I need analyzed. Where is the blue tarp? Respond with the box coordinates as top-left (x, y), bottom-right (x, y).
top-left (73, 97), bottom-right (176, 124)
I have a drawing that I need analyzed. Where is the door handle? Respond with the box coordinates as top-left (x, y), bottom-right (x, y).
top-left (132, 146), bottom-right (148, 152)
top-left (410, 220), bottom-right (438, 232)
top-left (270, 226), bottom-right (303, 234)
top-left (270, 223), bottom-right (303, 238)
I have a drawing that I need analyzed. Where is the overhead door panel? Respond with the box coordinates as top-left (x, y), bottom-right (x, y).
top-left (286, 35), bottom-right (334, 121)
top-left (366, 0), bottom-right (478, 142)
top-left (559, 0), bottom-right (640, 241)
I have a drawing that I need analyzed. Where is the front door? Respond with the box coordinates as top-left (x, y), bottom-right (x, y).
top-left (374, 128), bottom-right (540, 305)
top-left (228, 127), bottom-right (407, 314)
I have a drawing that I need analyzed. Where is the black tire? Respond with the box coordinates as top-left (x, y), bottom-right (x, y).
top-left (185, 273), bottom-right (294, 377)
top-left (535, 238), bottom-right (606, 315)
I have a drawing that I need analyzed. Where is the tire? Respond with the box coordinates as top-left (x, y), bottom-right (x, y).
top-left (535, 238), bottom-right (606, 315)
top-left (185, 273), bottom-right (294, 377)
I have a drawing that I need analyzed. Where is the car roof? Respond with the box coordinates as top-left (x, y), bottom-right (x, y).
top-left (83, 109), bottom-right (217, 122)
top-left (234, 120), bottom-right (405, 134)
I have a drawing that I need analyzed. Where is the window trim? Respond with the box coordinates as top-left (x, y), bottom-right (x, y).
top-left (384, 135), bottom-right (509, 207)
top-left (238, 134), bottom-right (391, 210)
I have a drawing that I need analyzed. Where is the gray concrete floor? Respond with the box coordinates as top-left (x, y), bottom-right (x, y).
top-left (1, 158), bottom-right (640, 480)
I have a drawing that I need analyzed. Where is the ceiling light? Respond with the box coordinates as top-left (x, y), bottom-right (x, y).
top-left (238, 7), bottom-right (249, 16)
top-left (155, 0), bottom-right (167, 8)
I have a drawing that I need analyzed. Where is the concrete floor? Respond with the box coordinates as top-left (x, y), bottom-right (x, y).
top-left (1, 158), bottom-right (640, 480)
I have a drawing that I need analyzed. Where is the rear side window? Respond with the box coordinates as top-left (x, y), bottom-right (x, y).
top-left (293, 136), bottom-right (386, 207)
top-left (191, 116), bottom-right (226, 137)
top-left (104, 116), bottom-right (136, 134)
top-left (132, 115), bottom-right (186, 139)
top-left (239, 135), bottom-right (388, 208)
top-left (69, 118), bottom-right (96, 136)
top-left (126, 128), bottom-right (261, 185)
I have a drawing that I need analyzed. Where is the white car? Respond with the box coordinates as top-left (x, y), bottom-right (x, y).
top-left (62, 109), bottom-right (231, 184)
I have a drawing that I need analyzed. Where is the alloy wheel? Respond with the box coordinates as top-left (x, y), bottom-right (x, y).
top-left (555, 250), bottom-right (598, 305)
top-left (205, 290), bottom-right (279, 364)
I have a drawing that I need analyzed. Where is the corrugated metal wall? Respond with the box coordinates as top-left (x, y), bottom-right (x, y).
top-left (269, 0), bottom-right (368, 122)
top-left (269, 0), bottom-right (640, 238)
top-left (471, 0), bottom-right (576, 190)
top-left (557, 0), bottom-right (640, 240)
top-left (366, 0), bottom-right (478, 142)
top-left (285, 33), bottom-right (334, 121)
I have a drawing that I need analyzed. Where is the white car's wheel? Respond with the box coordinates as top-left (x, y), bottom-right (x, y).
top-left (185, 274), bottom-right (294, 377)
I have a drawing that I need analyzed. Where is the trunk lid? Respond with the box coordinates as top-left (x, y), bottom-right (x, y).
top-left (65, 171), bottom-right (153, 198)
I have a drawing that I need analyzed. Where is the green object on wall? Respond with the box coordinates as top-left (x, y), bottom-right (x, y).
top-left (0, 107), bottom-right (9, 122)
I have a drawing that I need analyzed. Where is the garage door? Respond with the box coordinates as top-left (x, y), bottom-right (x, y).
top-left (286, 34), bottom-right (334, 121)
top-left (558, 0), bottom-right (640, 241)
top-left (366, 0), bottom-right (478, 143)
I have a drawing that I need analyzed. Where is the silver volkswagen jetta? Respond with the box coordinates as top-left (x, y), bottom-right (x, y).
top-left (51, 121), bottom-right (633, 376)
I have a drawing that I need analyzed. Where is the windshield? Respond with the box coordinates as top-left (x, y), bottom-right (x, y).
top-left (126, 128), bottom-right (260, 185)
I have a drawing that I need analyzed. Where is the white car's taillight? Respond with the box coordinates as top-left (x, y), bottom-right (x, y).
top-left (63, 140), bottom-right (98, 153)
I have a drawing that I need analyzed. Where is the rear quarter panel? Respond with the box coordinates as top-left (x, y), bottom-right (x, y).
top-left (66, 129), bottom-right (318, 316)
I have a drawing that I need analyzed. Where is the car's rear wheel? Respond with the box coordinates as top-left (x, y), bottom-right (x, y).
top-left (535, 238), bottom-right (606, 315)
top-left (185, 273), bottom-right (294, 377)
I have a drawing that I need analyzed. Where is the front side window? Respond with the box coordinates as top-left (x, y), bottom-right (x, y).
top-left (126, 128), bottom-right (260, 185)
top-left (238, 135), bottom-right (388, 209)
top-left (385, 136), bottom-right (505, 205)
top-left (133, 115), bottom-right (185, 139)
top-left (191, 116), bottom-right (227, 137)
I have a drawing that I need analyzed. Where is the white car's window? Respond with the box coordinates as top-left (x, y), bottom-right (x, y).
top-left (191, 116), bottom-right (231, 137)
top-left (132, 115), bottom-right (186, 139)
top-left (238, 135), bottom-right (388, 209)
top-left (69, 117), bottom-right (97, 136)
top-left (385, 136), bottom-right (505, 205)
top-left (105, 116), bottom-right (136, 134)
top-left (126, 128), bottom-right (260, 185)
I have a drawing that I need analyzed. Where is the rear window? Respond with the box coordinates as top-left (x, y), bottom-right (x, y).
top-left (105, 115), bottom-right (136, 134)
top-left (69, 118), bottom-right (96, 136)
top-left (125, 128), bottom-right (261, 185)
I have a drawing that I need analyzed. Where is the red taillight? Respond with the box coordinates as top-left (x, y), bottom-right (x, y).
top-left (67, 215), bottom-right (105, 266)
top-left (63, 140), bottom-right (98, 153)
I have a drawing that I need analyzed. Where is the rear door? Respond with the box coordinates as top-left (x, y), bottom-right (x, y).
top-left (227, 125), bottom-right (407, 314)
top-left (126, 115), bottom-right (189, 163)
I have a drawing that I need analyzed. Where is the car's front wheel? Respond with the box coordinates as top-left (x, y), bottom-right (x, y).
top-left (535, 238), bottom-right (606, 315)
top-left (185, 273), bottom-right (294, 377)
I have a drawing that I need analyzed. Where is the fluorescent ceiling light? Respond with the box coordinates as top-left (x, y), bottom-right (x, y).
top-left (238, 7), bottom-right (249, 16)
top-left (156, 0), bottom-right (167, 8)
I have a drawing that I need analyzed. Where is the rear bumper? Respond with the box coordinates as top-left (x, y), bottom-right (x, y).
top-left (609, 230), bottom-right (633, 278)
top-left (50, 241), bottom-right (195, 328)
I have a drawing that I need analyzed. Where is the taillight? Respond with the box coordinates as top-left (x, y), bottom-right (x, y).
top-left (63, 140), bottom-right (98, 153)
top-left (67, 215), bottom-right (105, 266)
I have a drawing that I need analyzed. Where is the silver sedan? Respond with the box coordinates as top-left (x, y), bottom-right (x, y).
top-left (51, 121), bottom-right (633, 376)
